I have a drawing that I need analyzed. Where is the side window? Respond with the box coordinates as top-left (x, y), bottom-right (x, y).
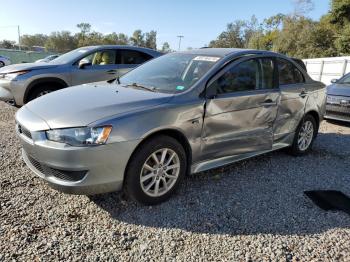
top-left (277, 58), bottom-right (304, 85)
top-left (80, 50), bottom-right (116, 66)
top-left (212, 59), bottom-right (259, 94)
top-left (118, 50), bottom-right (153, 65)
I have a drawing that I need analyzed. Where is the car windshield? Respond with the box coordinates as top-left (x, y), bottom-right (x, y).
top-left (50, 47), bottom-right (94, 64)
top-left (338, 74), bottom-right (350, 84)
top-left (119, 53), bottom-right (221, 93)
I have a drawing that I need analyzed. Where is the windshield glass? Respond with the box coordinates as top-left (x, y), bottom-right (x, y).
top-left (119, 53), bottom-right (221, 93)
top-left (50, 47), bottom-right (94, 64)
top-left (338, 73), bottom-right (350, 84)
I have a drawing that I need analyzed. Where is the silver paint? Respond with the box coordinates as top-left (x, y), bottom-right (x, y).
top-left (15, 48), bottom-right (326, 195)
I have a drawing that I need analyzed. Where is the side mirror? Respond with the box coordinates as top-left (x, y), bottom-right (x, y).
top-left (331, 79), bottom-right (338, 84)
top-left (78, 59), bottom-right (92, 69)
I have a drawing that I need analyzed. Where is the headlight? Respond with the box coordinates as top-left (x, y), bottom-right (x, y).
top-left (4, 70), bottom-right (31, 80)
top-left (46, 126), bottom-right (112, 146)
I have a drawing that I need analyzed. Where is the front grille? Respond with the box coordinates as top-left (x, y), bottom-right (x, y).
top-left (27, 154), bottom-right (87, 182)
top-left (17, 124), bottom-right (32, 139)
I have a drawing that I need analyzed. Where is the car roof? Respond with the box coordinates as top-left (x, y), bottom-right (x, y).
top-left (179, 48), bottom-right (288, 58)
top-left (81, 45), bottom-right (162, 56)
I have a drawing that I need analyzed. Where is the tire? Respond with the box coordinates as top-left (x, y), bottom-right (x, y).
top-left (124, 135), bottom-right (187, 205)
top-left (27, 85), bottom-right (59, 102)
top-left (289, 114), bottom-right (317, 156)
top-left (0, 61), bottom-right (5, 68)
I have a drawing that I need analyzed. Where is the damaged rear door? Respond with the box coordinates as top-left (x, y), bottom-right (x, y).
top-left (200, 56), bottom-right (280, 161)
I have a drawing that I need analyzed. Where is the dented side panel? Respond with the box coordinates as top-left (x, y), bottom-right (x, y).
top-left (200, 90), bottom-right (280, 161)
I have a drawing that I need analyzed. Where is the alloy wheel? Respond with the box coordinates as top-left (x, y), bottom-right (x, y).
top-left (140, 148), bottom-right (180, 197)
top-left (37, 90), bottom-right (52, 97)
top-left (297, 120), bottom-right (314, 151)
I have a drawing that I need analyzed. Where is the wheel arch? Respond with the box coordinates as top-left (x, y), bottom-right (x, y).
top-left (23, 77), bottom-right (68, 103)
top-left (124, 128), bottom-right (193, 181)
top-left (305, 110), bottom-right (320, 136)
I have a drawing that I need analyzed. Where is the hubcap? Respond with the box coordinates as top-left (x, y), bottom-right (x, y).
top-left (140, 148), bottom-right (180, 197)
top-left (297, 120), bottom-right (314, 151)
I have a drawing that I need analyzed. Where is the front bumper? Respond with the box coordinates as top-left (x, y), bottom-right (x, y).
top-left (325, 95), bottom-right (350, 122)
top-left (0, 79), bottom-right (14, 101)
top-left (0, 78), bottom-right (28, 105)
top-left (17, 125), bottom-right (140, 195)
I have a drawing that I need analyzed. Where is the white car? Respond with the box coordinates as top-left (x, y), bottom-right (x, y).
top-left (0, 55), bottom-right (11, 67)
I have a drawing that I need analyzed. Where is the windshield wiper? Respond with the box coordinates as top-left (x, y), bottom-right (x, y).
top-left (123, 83), bottom-right (157, 92)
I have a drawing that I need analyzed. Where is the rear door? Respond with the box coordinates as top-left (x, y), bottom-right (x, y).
top-left (71, 49), bottom-right (119, 85)
top-left (200, 56), bottom-right (280, 161)
top-left (116, 49), bottom-right (154, 76)
top-left (273, 58), bottom-right (308, 140)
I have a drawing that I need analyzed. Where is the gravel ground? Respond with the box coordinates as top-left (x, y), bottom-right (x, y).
top-left (1, 101), bottom-right (350, 261)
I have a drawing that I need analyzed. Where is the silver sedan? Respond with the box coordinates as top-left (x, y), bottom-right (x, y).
top-left (16, 48), bottom-right (326, 204)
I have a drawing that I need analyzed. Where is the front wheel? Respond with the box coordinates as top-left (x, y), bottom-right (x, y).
top-left (124, 135), bottom-right (187, 205)
top-left (27, 85), bottom-right (59, 102)
top-left (289, 114), bottom-right (317, 156)
top-left (0, 61), bottom-right (5, 68)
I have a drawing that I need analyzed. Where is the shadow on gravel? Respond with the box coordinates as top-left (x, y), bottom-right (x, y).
top-left (91, 132), bottom-right (350, 236)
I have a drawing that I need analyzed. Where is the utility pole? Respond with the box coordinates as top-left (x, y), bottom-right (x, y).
top-left (177, 35), bottom-right (184, 51)
top-left (18, 26), bottom-right (21, 50)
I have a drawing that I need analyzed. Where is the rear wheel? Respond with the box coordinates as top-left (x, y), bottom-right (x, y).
top-left (0, 61), bottom-right (5, 67)
top-left (124, 135), bottom-right (187, 205)
top-left (290, 114), bottom-right (317, 156)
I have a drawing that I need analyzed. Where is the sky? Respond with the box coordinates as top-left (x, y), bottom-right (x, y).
top-left (0, 0), bottom-right (330, 50)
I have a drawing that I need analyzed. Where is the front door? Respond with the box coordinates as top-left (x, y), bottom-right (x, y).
top-left (200, 57), bottom-right (280, 161)
top-left (71, 49), bottom-right (120, 85)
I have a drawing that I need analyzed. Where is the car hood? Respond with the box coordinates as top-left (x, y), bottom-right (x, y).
top-left (24, 83), bottom-right (174, 129)
top-left (0, 62), bottom-right (60, 73)
top-left (327, 83), bottom-right (350, 97)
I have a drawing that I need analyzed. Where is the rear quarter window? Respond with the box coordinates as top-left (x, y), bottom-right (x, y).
top-left (277, 58), bottom-right (305, 85)
top-left (117, 50), bottom-right (153, 65)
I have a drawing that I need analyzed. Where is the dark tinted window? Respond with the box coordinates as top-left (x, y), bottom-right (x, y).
top-left (210, 58), bottom-right (276, 94)
top-left (213, 59), bottom-right (259, 94)
top-left (118, 50), bottom-right (153, 65)
top-left (278, 58), bottom-right (304, 85)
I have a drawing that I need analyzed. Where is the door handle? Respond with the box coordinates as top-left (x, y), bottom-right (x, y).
top-left (260, 99), bottom-right (276, 107)
top-left (299, 90), bottom-right (308, 98)
top-left (106, 69), bottom-right (117, 74)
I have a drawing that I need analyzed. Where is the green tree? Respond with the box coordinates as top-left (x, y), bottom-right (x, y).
top-left (0, 40), bottom-right (16, 49)
top-left (76, 23), bottom-right (92, 46)
top-left (330, 0), bottom-right (350, 25)
top-left (161, 42), bottom-right (171, 53)
top-left (116, 33), bottom-right (129, 45)
top-left (209, 20), bottom-right (246, 48)
top-left (130, 30), bottom-right (145, 46)
top-left (21, 34), bottom-right (48, 48)
top-left (145, 30), bottom-right (157, 49)
top-left (45, 31), bottom-right (77, 52)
